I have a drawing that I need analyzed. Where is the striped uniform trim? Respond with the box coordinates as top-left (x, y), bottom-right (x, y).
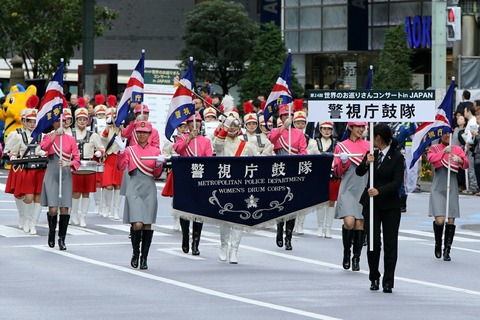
top-left (279, 135), bottom-right (299, 154)
top-left (52, 142), bottom-right (72, 161)
top-left (337, 142), bottom-right (362, 166)
top-left (432, 145), bottom-right (459, 173)
top-left (127, 146), bottom-right (154, 177)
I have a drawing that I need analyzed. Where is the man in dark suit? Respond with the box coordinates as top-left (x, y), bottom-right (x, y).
top-left (356, 123), bottom-right (405, 293)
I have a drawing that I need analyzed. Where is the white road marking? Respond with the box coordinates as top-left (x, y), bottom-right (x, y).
top-left (157, 247), bottom-right (206, 260)
top-left (33, 245), bottom-right (342, 320)
top-left (401, 230), bottom-right (480, 242)
top-left (0, 225), bottom-right (39, 237)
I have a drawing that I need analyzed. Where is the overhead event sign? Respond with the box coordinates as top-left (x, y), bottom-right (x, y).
top-left (307, 90), bottom-right (436, 123)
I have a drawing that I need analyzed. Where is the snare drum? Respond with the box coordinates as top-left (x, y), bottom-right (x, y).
top-left (74, 160), bottom-right (105, 175)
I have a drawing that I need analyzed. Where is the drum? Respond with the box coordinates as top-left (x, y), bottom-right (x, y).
top-left (74, 160), bottom-right (105, 175)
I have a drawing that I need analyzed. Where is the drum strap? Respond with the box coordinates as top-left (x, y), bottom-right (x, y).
top-left (105, 133), bottom-right (117, 154)
top-left (127, 146), bottom-right (154, 177)
top-left (255, 134), bottom-right (264, 148)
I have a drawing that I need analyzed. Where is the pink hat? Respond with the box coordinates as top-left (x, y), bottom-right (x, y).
top-left (186, 112), bottom-right (202, 122)
top-left (134, 104), bottom-right (150, 114)
top-left (135, 120), bottom-right (152, 133)
top-left (278, 104), bottom-right (294, 116)
top-left (347, 122), bottom-right (367, 127)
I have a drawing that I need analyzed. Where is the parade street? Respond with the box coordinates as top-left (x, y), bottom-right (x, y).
top-left (0, 169), bottom-right (479, 320)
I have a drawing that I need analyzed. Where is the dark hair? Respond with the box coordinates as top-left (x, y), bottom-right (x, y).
top-left (200, 87), bottom-right (209, 94)
top-left (252, 98), bottom-right (261, 108)
top-left (466, 104), bottom-right (476, 115)
top-left (374, 123), bottom-right (399, 150)
top-left (463, 90), bottom-right (471, 100)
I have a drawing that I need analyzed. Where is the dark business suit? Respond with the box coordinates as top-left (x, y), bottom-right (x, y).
top-left (356, 148), bottom-right (404, 289)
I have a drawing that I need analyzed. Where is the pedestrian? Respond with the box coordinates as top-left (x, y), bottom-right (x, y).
top-left (428, 132), bottom-right (469, 262)
top-left (268, 104), bottom-right (307, 250)
top-left (115, 120), bottom-right (164, 270)
top-left (40, 116), bottom-right (81, 250)
top-left (213, 113), bottom-right (257, 264)
top-left (333, 122), bottom-right (369, 271)
top-left (174, 112), bottom-right (213, 255)
top-left (356, 123), bottom-right (405, 293)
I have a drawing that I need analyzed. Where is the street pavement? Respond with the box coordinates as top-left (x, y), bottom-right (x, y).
top-left (0, 168), bottom-right (479, 320)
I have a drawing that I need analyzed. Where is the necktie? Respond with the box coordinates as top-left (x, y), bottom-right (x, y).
top-left (377, 151), bottom-right (384, 168)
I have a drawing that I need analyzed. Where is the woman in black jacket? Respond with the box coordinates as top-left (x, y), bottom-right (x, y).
top-left (356, 123), bottom-right (405, 293)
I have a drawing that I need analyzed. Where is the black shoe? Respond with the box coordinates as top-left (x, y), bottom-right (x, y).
top-left (276, 227), bottom-right (283, 247)
top-left (383, 284), bottom-right (392, 293)
top-left (58, 237), bottom-right (66, 251)
top-left (370, 280), bottom-right (379, 291)
top-left (191, 240), bottom-right (200, 256)
top-left (284, 238), bottom-right (292, 250)
top-left (139, 256), bottom-right (148, 270)
top-left (400, 207), bottom-right (407, 213)
top-left (351, 257), bottom-right (360, 271)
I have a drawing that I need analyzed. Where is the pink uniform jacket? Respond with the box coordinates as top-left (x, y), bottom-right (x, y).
top-left (40, 132), bottom-right (81, 171)
top-left (117, 143), bottom-right (163, 178)
top-left (267, 127), bottom-right (307, 155)
top-left (333, 138), bottom-right (370, 178)
top-left (173, 134), bottom-right (213, 157)
top-left (427, 143), bottom-right (469, 173)
top-left (122, 122), bottom-right (160, 149)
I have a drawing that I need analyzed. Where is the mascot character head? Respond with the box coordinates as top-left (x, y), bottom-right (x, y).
top-left (1, 84), bottom-right (37, 142)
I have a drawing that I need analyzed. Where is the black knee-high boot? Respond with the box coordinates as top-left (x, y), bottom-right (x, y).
top-left (191, 222), bottom-right (203, 256)
top-left (285, 219), bottom-right (295, 251)
top-left (276, 222), bottom-right (284, 247)
top-left (433, 221), bottom-right (444, 259)
top-left (351, 230), bottom-right (364, 271)
top-left (47, 214), bottom-right (57, 248)
top-left (342, 226), bottom-right (354, 270)
top-left (140, 230), bottom-right (154, 270)
top-left (443, 224), bottom-right (456, 261)
top-left (180, 218), bottom-right (190, 253)
top-left (400, 195), bottom-right (407, 212)
top-left (130, 229), bottom-right (142, 268)
top-left (58, 215), bottom-right (70, 251)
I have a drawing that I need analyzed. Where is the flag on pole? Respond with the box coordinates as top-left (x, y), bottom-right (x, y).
top-left (409, 79), bottom-right (455, 169)
top-left (115, 51), bottom-right (144, 126)
top-left (165, 58), bottom-right (195, 140)
top-left (31, 62), bottom-right (64, 139)
top-left (341, 66), bottom-right (373, 141)
top-left (264, 51), bottom-right (292, 125)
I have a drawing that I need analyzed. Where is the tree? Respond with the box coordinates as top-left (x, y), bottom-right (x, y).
top-left (0, 0), bottom-right (118, 79)
top-left (238, 22), bottom-right (303, 104)
top-left (179, 0), bottom-right (258, 95)
top-left (373, 24), bottom-right (413, 89)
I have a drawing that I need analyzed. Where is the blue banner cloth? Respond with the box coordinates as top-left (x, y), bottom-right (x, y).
top-left (171, 154), bottom-right (333, 229)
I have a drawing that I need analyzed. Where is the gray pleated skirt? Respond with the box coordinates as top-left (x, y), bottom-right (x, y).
top-left (335, 163), bottom-right (367, 220)
top-left (41, 154), bottom-right (73, 208)
top-left (428, 166), bottom-right (460, 218)
top-left (123, 170), bottom-right (158, 224)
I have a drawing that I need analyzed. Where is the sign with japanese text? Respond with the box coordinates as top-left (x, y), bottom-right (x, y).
top-left (307, 90), bottom-right (436, 122)
top-left (171, 154), bottom-right (332, 229)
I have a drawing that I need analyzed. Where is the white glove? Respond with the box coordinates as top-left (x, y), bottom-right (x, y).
top-left (443, 146), bottom-right (452, 154)
top-left (156, 154), bottom-right (165, 167)
top-left (339, 153), bottom-right (349, 164)
top-left (282, 118), bottom-right (292, 129)
top-left (94, 150), bottom-right (102, 158)
top-left (114, 136), bottom-right (126, 154)
top-left (59, 160), bottom-right (72, 167)
top-left (106, 116), bottom-right (113, 125)
top-left (451, 155), bottom-right (461, 163)
top-left (38, 150), bottom-right (47, 157)
top-left (56, 127), bottom-right (64, 135)
top-left (9, 155), bottom-right (17, 160)
top-left (136, 114), bottom-right (146, 121)
top-left (223, 116), bottom-right (236, 129)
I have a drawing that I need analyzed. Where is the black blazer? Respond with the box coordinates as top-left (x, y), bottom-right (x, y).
top-left (356, 148), bottom-right (405, 210)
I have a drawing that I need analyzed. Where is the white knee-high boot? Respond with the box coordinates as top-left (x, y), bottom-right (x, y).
top-left (15, 198), bottom-right (25, 229)
top-left (295, 214), bottom-right (306, 235)
top-left (101, 189), bottom-right (113, 218)
top-left (79, 197), bottom-right (90, 227)
top-left (229, 229), bottom-right (243, 264)
top-left (316, 207), bottom-right (326, 238)
top-left (29, 203), bottom-right (42, 235)
top-left (22, 202), bottom-right (34, 233)
top-left (219, 225), bottom-right (230, 261)
top-left (93, 188), bottom-right (102, 215)
top-left (71, 198), bottom-right (80, 225)
top-left (112, 189), bottom-right (121, 220)
top-left (325, 207), bottom-right (335, 239)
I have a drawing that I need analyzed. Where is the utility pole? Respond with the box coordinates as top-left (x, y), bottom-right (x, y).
top-left (431, 0), bottom-right (447, 89)
top-left (82, 0), bottom-right (95, 96)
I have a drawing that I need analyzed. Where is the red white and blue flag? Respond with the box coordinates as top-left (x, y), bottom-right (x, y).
top-left (264, 52), bottom-right (292, 125)
top-left (410, 79), bottom-right (455, 169)
top-left (165, 59), bottom-right (195, 140)
top-left (31, 62), bottom-right (64, 139)
top-left (115, 52), bottom-right (144, 126)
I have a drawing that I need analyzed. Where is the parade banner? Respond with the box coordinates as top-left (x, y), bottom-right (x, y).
top-left (308, 89), bottom-right (436, 123)
top-left (171, 154), bottom-right (333, 229)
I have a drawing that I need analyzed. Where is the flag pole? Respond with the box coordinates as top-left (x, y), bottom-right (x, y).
top-left (368, 121), bottom-right (374, 251)
top-left (445, 132), bottom-right (452, 223)
top-left (58, 58), bottom-right (64, 199)
top-left (189, 57), bottom-right (198, 156)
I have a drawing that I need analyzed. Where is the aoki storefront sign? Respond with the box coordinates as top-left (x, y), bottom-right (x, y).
top-left (171, 154), bottom-right (333, 229)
